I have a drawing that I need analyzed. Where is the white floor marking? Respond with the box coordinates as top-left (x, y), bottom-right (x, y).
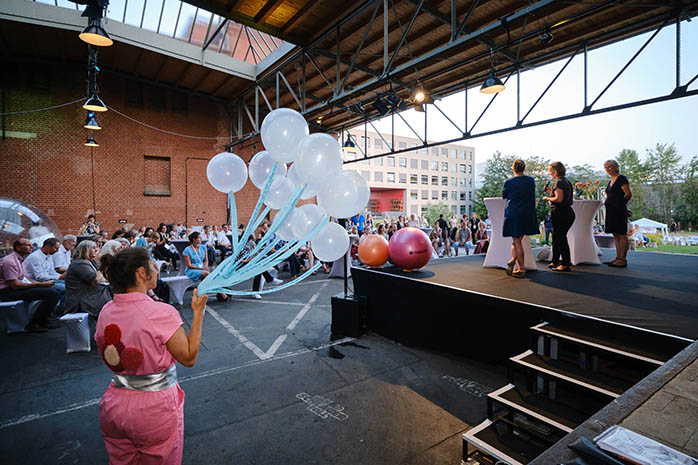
top-left (208, 281), bottom-right (329, 360)
top-left (227, 298), bottom-right (306, 306)
top-left (296, 392), bottom-right (348, 421)
top-left (0, 336), bottom-right (355, 431)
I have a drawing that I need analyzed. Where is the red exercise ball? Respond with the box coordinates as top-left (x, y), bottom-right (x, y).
top-left (358, 234), bottom-right (389, 267)
top-left (388, 227), bottom-right (432, 270)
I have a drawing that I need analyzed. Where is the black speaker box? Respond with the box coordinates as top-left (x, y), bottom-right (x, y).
top-left (331, 294), bottom-right (366, 338)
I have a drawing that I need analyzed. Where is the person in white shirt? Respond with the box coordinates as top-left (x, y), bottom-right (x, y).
top-left (52, 235), bottom-right (77, 274)
top-left (24, 237), bottom-right (66, 313)
top-left (202, 225), bottom-right (217, 266)
top-left (216, 224), bottom-right (232, 263)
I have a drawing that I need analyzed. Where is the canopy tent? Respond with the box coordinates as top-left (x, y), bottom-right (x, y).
top-left (631, 218), bottom-right (669, 237)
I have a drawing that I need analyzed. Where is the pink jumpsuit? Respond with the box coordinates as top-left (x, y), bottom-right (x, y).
top-left (95, 292), bottom-right (185, 465)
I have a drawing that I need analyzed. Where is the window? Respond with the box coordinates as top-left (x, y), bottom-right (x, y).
top-left (360, 157), bottom-right (370, 165)
top-left (469, 191), bottom-right (473, 200)
top-left (452, 149), bottom-right (458, 158)
top-left (421, 175), bottom-right (428, 184)
top-left (421, 160), bottom-right (429, 170)
top-left (421, 206), bottom-right (428, 214)
top-left (469, 151), bottom-right (473, 161)
top-left (421, 190), bottom-right (428, 199)
top-left (409, 143), bottom-right (417, 152)
top-left (399, 173), bottom-right (407, 183)
top-left (451, 163), bottom-right (457, 173)
top-left (441, 162), bottom-right (448, 171)
top-left (410, 174), bottom-right (418, 184)
top-left (451, 205), bottom-right (458, 214)
top-left (431, 161), bottom-right (439, 170)
top-left (459, 164), bottom-right (466, 173)
top-left (387, 156), bottom-right (395, 167)
top-left (451, 177), bottom-right (457, 187)
top-left (468, 179), bottom-right (472, 187)
top-left (460, 205), bottom-right (467, 214)
top-left (361, 170), bottom-right (370, 180)
top-left (441, 191), bottom-right (448, 201)
top-left (441, 177), bottom-right (448, 186)
top-left (432, 147), bottom-right (439, 156)
top-left (375, 157), bottom-right (383, 166)
top-left (374, 138), bottom-right (383, 149)
top-left (374, 172), bottom-right (383, 182)
top-left (361, 136), bottom-right (370, 148)
top-left (399, 141), bottom-right (407, 150)
top-left (387, 172), bottom-right (395, 183)
top-left (144, 156), bottom-right (171, 196)
top-left (441, 148), bottom-right (448, 157)
top-left (399, 157), bottom-right (407, 168)
top-left (460, 150), bottom-right (466, 160)
top-left (410, 158), bottom-right (418, 169)
top-left (468, 165), bottom-right (472, 174)
top-left (451, 191), bottom-right (458, 201)
top-left (460, 192), bottom-right (466, 201)
top-left (431, 176), bottom-right (438, 185)
top-left (432, 190), bottom-right (438, 200)
top-left (410, 190), bottom-right (418, 200)
top-left (419, 147), bottom-right (428, 154)
top-left (459, 178), bottom-right (466, 186)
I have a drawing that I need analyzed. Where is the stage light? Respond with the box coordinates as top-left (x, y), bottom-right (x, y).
top-left (83, 95), bottom-right (107, 112)
top-left (342, 137), bottom-right (356, 149)
top-left (84, 113), bottom-right (101, 130)
top-left (414, 103), bottom-right (425, 113)
top-left (385, 91), bottom-right (401, 108)
top-left (373, 96), bottom-right (389, 116)
top-left (85, 132), bottom-right (99, 147)
top-left (480, 74), bottom-right (505, 94)
top-left (539, 28), bottom-right (553, 45)
top-left (79, 18), bottom-right (113, 47)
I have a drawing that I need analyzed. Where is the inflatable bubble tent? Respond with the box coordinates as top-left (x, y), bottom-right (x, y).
top-left (0, 197), bottom-right (62, 258)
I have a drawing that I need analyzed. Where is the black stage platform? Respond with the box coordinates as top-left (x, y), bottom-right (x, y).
top-left (351, 250), bottom-right (696, 362)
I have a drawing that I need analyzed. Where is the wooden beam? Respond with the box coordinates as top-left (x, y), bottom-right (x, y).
top-left (280, 0), bottom-right (316, 34)
top-left (254, 0), bottom-right (284, 25)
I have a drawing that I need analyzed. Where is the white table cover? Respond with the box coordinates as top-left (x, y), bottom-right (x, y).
top-left (483, 197), bottom-right (537, 269)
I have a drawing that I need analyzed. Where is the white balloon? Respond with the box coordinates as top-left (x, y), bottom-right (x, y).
top-left (249, 151), bottom-right (287, 189)
top-left (261, 108), bottom-right (309, 163)
top-left (290, 204), bottom-right (325, 239)
top-left (295, 133), bottom-right (343, 185)
top-left (264, 178), bottom-right (294, 210)
top-left (272, 212), bottom-right (295, 241)
top-left (206, 152), bottom-right (248, 193)
top-left (287, 163), bottom-right (326, 200)
top-left (317, 171), bottom-right (360, 219)
top-left (343, 170), bottom-right (370, 214)
top-left (312, 222), bottom-right (349, 262)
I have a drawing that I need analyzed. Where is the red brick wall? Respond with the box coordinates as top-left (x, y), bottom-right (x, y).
top-left (0, 64), bottom-right (269, 235)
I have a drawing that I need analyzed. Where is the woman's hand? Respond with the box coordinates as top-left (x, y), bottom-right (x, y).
top-left (191, 288), bottom-right (208, 316)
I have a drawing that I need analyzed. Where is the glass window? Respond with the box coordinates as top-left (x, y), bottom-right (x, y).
top-left (431, 161), bottom-right (439, 170)
top-left (451, 163), bottom-right (457, 173)
top-left (441, 191), bottom-right (448, 201)
top-left (432, 190), bottom-right (438, 200)
top-left (469, 191), bottom-right (473, 200)
top-left (459, 178), bottom-right (466, 186)
top-left (387, 156), bottom-right (395, 167)
top-left (421, 206), bottom-right (428, 214)
top-left (410, 174), bottom-right (418, 184)
top-left (421, 160), bottom-right (429, 170)
top-left (441, 148), bottom-right (448, 156)
top-left (410, 158), bottom-right (418, 169)
top-left (460, 150), bottom-right (466, 160)
top-left (460, 205), bottom-right (467, 214)
top-left (452, 149), bottom-right (458, 158)
top-left (374, 171), bottom-right (383, 182)
top-left (399, 173), bottom-right (407, 183)
top-left (410, 190), bottom-right (418, 200)
top-left (387, 172), bottom-right (395, 183)
top-left (374, 138), bottom-right (383, 149)
top-left (399, 141), bottom-right (407, 150)
top-left (421, 190), bottom-right (428, 199)
top-left (460, 192), bottom-right (466, 201)
top-left (432, 147), bottom-right (439, 156)
top-left (468, 165), bottom-right (472, 174)
top-left (451, 205), bottom-right (458, 214)
top-left (362, 170), bottom-right (370, 180)
top-left (451, 191), bottom-right (458, 201)
top-left (409, 143), bottom-right (417, 152)
top-left (399, 157), bottom-right (407, 168)
top-left (442, 162), bottom-right (448, 171)
top-left (419, 147), bottom-right (428, 154)
top-left (375, 157), bottom-right (383, 166)
top-left (469, 151), bottom-right (473, 161)
top-left (361, 136), bottom-right (370, 148)
top-left (468, 179), bottom-right (472, 187)
top-left (459, 164), bottom-right (466, 173)
top-left (441, 177), bottom-right (448, 186)
top-left (421, 175), bottom-right (428, 184)
top-left (451, 177), bottom-right (457, 187)
top-left (431, 176), bottom-right (438, 185)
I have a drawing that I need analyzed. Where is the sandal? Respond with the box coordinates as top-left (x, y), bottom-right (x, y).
top-left (506, 258), bottom-right (516, 276)
top-left (512, 269), bottom-right (526, 278)
top-left (553, 265), bottom-right (571, 272)
top-left (608, 259), bottom-right (627, 268)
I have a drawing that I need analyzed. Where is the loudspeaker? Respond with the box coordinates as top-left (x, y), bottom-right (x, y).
top-left (331, 294), bottom-right (366, 338)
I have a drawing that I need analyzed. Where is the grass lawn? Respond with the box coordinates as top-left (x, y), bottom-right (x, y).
top-left (636, 245), bottom-right (698, 255)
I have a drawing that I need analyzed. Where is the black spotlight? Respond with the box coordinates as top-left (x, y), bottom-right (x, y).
top-left (373, 96), bottom-right (389, 116)
top-left (539, 28), bottom-right (553, 45)
top-left (385, 91), bottom-right (401, 108)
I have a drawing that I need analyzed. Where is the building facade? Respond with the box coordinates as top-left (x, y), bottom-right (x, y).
top-left (343, 130), bottom-right (476, 218)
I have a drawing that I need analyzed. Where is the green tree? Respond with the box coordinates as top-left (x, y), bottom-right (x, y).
top-left (678, 156), bottom-right (698, 230)
top-left (646, 142), bottom-right (682, 223)
top-left (616, 148), bottom-right (652, 219)
top-left (424, 202), bottom-right (451, 226)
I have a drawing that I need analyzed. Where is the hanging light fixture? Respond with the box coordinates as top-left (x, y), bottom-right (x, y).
top-left (342, 137), bottom-right (356, 149)
top-left (83, 95), bottom-right (108, 112)
top-left (79, 18), bottom-right (113, 47)
top-left (480, 49), bottom-right (505, 94)
top-left (85, 132), bottom-right (99, 147)
top-left (84, 112), bottom-right (101, 130)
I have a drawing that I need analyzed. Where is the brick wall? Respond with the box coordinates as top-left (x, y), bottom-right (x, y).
top-left (0, 63), bottom-right (270, 235)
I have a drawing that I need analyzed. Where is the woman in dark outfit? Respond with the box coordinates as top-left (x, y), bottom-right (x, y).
top-left (502, 160), bottom-right (539, 278)
top-left (603, 159), bottom-right (632, 267)
top-left (543, 162), bottom-right (575, 271)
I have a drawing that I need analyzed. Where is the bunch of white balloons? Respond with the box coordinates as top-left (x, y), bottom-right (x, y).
top-left (205, 108), bottom-right (370, 262)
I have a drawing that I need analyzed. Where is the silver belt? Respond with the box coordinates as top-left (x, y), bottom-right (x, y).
top-left (112, 365), bottom-right (177, 392)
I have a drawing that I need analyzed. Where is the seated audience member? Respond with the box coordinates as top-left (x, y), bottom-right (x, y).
top-left (153, 226), bottom-right (178, 271)
top-left (79, 214), bottom-right (101, 235)
top-left (122, 230), bottom-right (136, 246)
top-left (98, 230), bottom-right (109, 245)
top-left (448, 220), bottom-right (459, 256)
top-left (183, 232), bottom-right (227, 302)
top-left (216, 224), bottom-right (232, 263)
top-left (25, 237), bottom-right (66, 312)
top-left (408, 214), bottom-right (419, 227)
top-left (65, 240), bottom-right (113, 317)
top-left (459, 221), bottom-right (472, 255)
top-left (202, 225), bottom-right (217, 266)
top-left (135, 227), bottom-right (153, 247)
top-left (0, 238), bottom-right (60, 332)
top-left (632, 224), bottom-right (649, 246)
top-left (236, 234), bottom-right (282, 299)
top-left (377, 223), bottom-right (388, 240)
top-left (111, 230), bottom-right (125, 240)
top-left (430, 223), bottom-right (443, 255)
top-left (473, 221), bottom-right (490, 254)
top-left (53, 234), bottom-right (77, 274)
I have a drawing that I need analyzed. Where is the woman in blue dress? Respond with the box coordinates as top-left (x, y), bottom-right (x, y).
top-left (502, 159), bottom-right (539, 278)
top-left (183, 232), bottom-right (229, 302)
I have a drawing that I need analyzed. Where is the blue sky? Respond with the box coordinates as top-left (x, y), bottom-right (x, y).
top-left (371, 18), bottom-right (698, 169)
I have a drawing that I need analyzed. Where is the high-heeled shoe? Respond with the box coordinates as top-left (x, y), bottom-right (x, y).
top-left (506, 258), bottom-right (516, 276)
top-left (553, 265), bottom-right (571, 272)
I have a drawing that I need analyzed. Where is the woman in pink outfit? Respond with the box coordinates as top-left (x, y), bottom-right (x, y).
top-left (95, 247), bottom-right (208, 464)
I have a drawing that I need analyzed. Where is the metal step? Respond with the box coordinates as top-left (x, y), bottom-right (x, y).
top-left (463, 418), bottom-right (552, 465)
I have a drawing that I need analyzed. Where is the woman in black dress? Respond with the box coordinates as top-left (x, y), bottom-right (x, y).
top-left (542, 162), bottom-right (575, 271)
top-left (603, 159), bottom-right (632, 267)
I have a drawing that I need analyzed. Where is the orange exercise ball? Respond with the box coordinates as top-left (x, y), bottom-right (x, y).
top-left (358, 234), bottom-right (390, 267)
